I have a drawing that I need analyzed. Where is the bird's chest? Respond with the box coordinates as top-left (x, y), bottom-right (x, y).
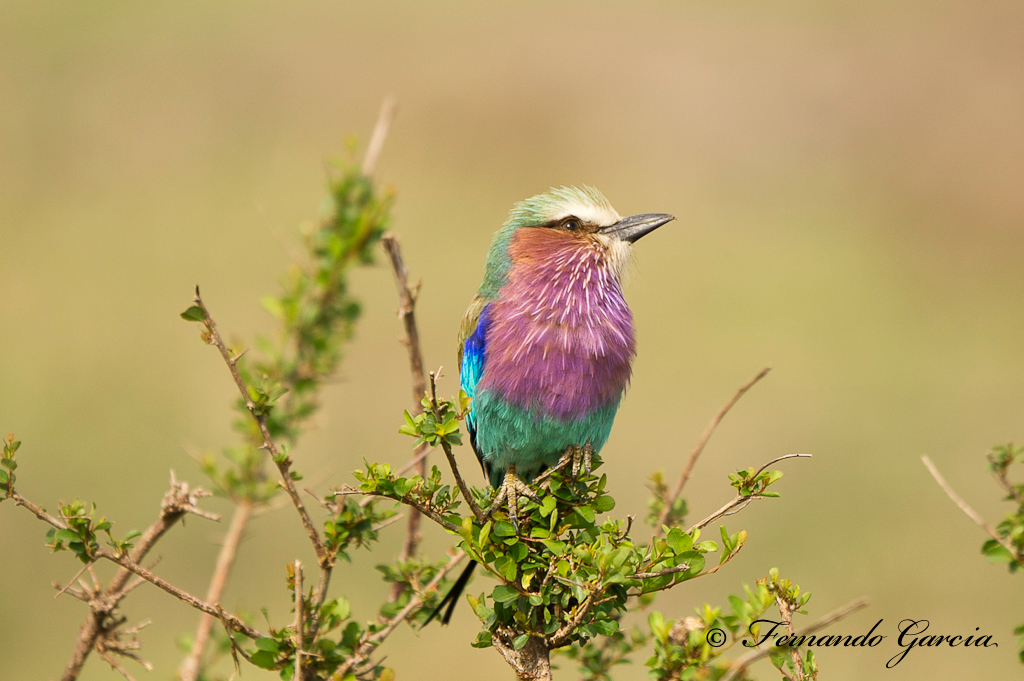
top-left (479, 237), bottom-right (636, 421)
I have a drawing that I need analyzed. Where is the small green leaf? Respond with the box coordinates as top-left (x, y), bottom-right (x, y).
top-left (255, 637), bottom-right (280, 653)
top-left (180, 306), bottom-right (206, 322)
top-left (249, 649), bottom-right (277, 669)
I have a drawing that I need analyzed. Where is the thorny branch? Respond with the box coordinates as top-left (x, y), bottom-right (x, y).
top-left (10, 478), bottom-right (259, 681)
top-left (180, 97), bottom-right (398, 679)
top-left (193, 288), bottom-right (328, 565)
top-left (658, 367), bottom-right (771, 530)
top-left (381, 233), bottom-right (431, 598)
top-left (922, 455), bottom-right (1023, 561)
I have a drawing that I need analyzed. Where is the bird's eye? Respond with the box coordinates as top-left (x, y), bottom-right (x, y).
top-left (562, 218), bottom-right (581, 231)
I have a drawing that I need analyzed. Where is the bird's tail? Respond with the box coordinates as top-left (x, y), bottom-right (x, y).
top-left (422, 560), bottom-right (477, 627)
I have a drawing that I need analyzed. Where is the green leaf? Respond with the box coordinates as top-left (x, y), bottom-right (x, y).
top-left (513, 634), bottom-right (530, 651)
top-left (492, 585), bottom-right (520, 604)
top-left (255, 637), bottom-right (281, 653)
top-left (55, 529), bottom-right (79, 544)
top-left (179, 306), bottom-right (206, 322)
top-left (250, 649), bottom-right (277, 669)
top-left (666, 528), bottom-right (692, 554)
top-left (478, 520), bottom-right (492, 548)
top-left (493, 521), bottom-right (516, 537)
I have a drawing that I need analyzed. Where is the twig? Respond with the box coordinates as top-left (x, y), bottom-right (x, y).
top-left (334, 551), bottom-right (466, 679)
top-left (17, 475), bottom-right (221, 681)
top-left (55, 560), bottom-right (97, 600)
top-left (361, 96), bottom-right (396, 177)
top-left (192, 288), bottom-right (328, 566)
top-left (922, 455), bottom-right (1022, 561)
top-left (381, 233), bottom-right (430, 589)
top-left (427, 369), bottom-right (486, 523)
top-left (631, 563), bottom-right (691, 581)
top-left (989, 451), bottom-right (1024, 505)
top-left (658, 367), bottom-right (771, 530)
top-left (720, 597), bottom-right (869, 681)
top-left (549, 592), bottom-right (598, 648)
top-left (294, 560), bottom-right (305, 681)
top-left (774, 592), bottom-right (805, 678)
top-left (179, 500), bottom-right (253, 681)
top-left (330, 486), bottom-right (461, 533)
top-left (687, 454), bottom-right (812, 533)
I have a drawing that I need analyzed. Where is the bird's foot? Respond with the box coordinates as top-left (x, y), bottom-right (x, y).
top-left (568, 443), bottom-right (594, 479)
top-left (485, 465), bottom-right (541, 533)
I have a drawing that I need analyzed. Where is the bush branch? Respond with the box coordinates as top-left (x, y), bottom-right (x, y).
top-left (688, 453), bottom-right (811, 533)
top-left (381, 233), bottom-right (430, 581)
top-left (178, 500), bottom-right (253, 681)
top-left (922, 455), bottom-right (1023, 561)
top-left (334, 551), bottom-right (466, 678)
top-left (658, 367), bottom-right (771, 530)
top-left (192, 287), bottom-right (328, 565)
top-left (427, 370), bottom-right (486, 523)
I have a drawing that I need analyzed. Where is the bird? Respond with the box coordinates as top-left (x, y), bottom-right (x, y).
top-left (427, 186), bottom-right (674, 625)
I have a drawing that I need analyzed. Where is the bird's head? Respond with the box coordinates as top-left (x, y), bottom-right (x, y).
top-left (477, 186), bottom-right (674, 299)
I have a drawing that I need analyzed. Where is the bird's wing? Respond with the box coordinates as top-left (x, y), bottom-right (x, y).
top-left (458, 295), bottom-right (491, 478)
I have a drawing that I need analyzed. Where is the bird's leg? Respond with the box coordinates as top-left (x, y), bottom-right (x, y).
top-left (485, 465), bottom-right (541, 533)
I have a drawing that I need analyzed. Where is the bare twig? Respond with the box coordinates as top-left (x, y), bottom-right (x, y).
top-left (658, 367), bottom-right (771, 530)
top-left (720, 597), bottom-right (869, 681)
top-left (922, 455), bottom-right (1022, 561)
top-left (55, 561), bottom-right (97, 600)
top-left (294, 560), bottom-right (305, 681)
top-left (688, 454), bottom-right (812, 533)
top-left (179, 500), bottom-right (253, 681)
top-left (381, 233), bottom-right (430, 593)
top-left (361, 96), bottom-right (396, 177)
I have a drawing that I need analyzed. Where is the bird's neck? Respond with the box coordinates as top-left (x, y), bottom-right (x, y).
top-left (502, 227), bottom-right (633, 327)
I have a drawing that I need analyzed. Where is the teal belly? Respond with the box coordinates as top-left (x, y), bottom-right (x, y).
top-left (473, 389), bottom-right (622, 488)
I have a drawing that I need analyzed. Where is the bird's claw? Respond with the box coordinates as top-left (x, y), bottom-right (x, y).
top-left (486, 465), bottom-right (541, 532)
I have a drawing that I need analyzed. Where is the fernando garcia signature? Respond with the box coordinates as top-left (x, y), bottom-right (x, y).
top-left (705, 619), bottom-right (997, 668)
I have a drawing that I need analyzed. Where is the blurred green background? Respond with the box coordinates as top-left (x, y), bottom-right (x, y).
top-left (2, 1), bottom-right (1023, 679)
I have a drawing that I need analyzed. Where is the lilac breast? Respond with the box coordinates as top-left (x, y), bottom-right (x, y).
top-left (479, 228), bottom-right (636, 421)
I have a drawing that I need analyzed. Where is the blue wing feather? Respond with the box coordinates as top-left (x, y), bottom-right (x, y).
top-left (460, 302), bottom-right (491, 476)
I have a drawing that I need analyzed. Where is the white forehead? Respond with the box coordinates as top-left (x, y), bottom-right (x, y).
top-left (507, 185), bottom-right (622, 230)
top-left (549, 198), bottom-right (621, 228)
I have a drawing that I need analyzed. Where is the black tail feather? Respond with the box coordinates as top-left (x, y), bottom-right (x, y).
top-left (422, 560), bottom-right (477, 627)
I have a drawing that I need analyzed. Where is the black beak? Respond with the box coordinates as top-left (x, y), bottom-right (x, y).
top-left (599, 213), bottom-right (675, 243)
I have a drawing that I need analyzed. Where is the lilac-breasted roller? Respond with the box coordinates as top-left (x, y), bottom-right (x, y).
top-left (428, 186), bottom-right (673, 625)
